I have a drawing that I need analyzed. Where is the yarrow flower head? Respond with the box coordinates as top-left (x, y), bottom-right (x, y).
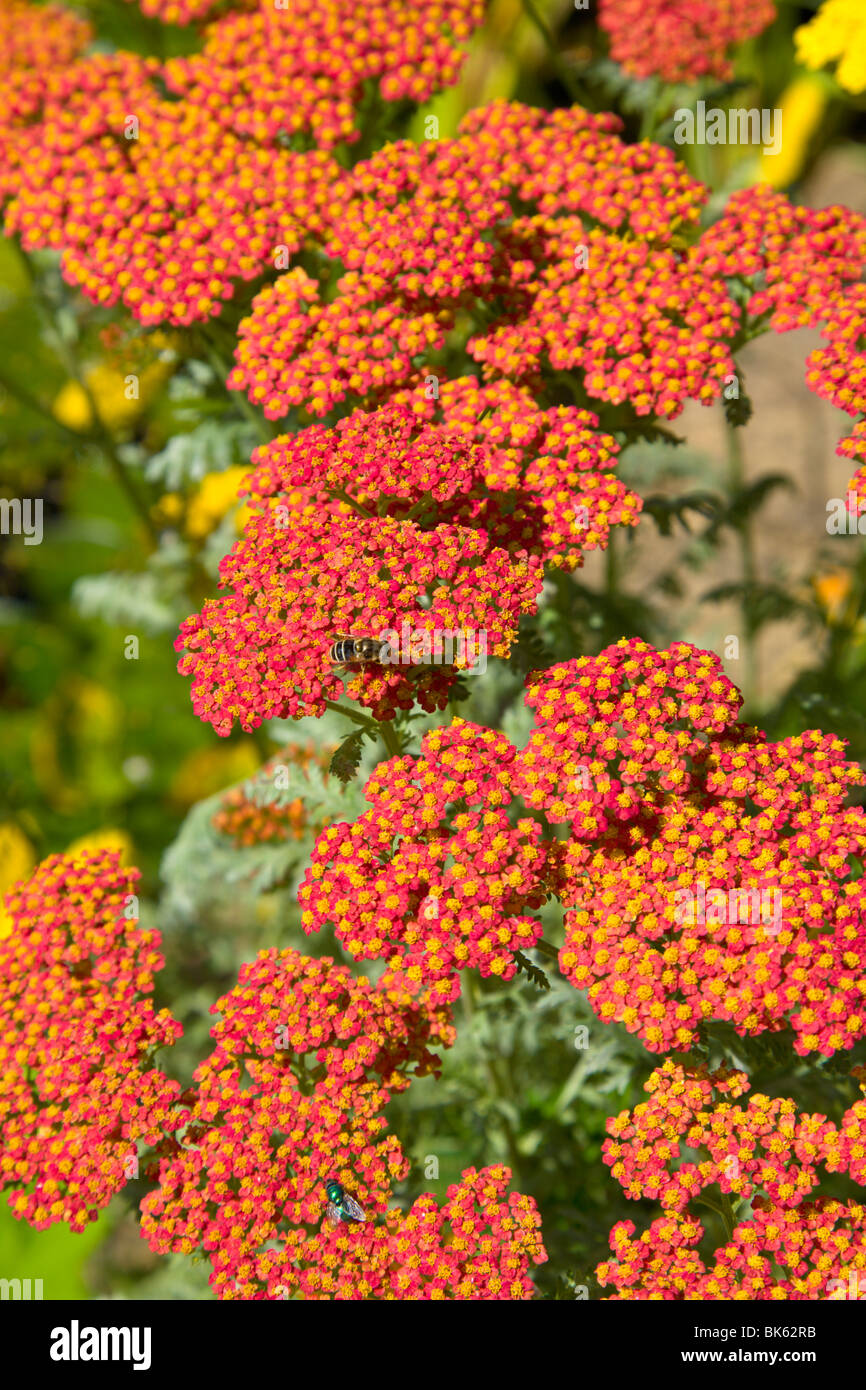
top-left (694, 185), bottom-right (866, 502)
top-left (0, 851), bottom-right (183, 1232)
top-left (299, 721), bottom-right (549, 1002)
top-left (229, 102), bottom-right (719, 421)
top-left (175, 397), bottom-right (641, 732)
top-left (0, 0), bottom-right (482, 325)
top-left (598, 0), bottom-right (776, 85)
top-left (517, 639), bottom-right (866, 1055)
top-left (597, 1061), bottom-right (866, 1298)
top-left (140, 947), bottom-right (545, 1298)
top-left (212, 747), bottom-right (331, 846)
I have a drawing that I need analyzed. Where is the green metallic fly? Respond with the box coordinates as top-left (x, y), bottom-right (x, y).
top-left (325, 1178), bottom-right (367, 1226)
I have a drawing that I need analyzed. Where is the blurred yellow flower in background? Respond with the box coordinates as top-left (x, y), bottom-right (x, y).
top-left (812, 568), bottom-right (854, 624)
top-left (185, 467), bottom-right (253, 539)
top-left (169, 739), bottom-right (262, 808)
top-left (53, 356), bottom-right (174, 433)
top-left (757, 73), bottom-right (830, 188)
top-left (65, 827), bottom-right (134, 863)
top-left (0, 824), bottom-right (35, 938)
top-left (153, 467), bottom-right (253, 540)
top-left (795, 0), bottom-right (866, 94)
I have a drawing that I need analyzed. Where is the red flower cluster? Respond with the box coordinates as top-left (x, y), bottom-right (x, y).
top-left (212, 747), bottom-right (330, 846)
top-left (0, 852), bottom-right (183, 1232)
top-left (518, 639), bottom-right (866, 1055)
top-left (176, 397), bottom-right (640, 733)
top-left (597, 0), bottom-right (776, 84)
top-left (141, 947), bottom-right (544, 1298)
top-left (175, 487), bottom-right (540, 731)
top-left (229, 102), bottom-right (714, 420)
top-left (597, 1061), bottom-right (866, 1298)
top-left (299, 721), bottom-right (548, 1002)
top-left (697, 185), bottom-right (866, 502)
top-left (165, 0), bottom-right (483, 146)
top-left (804, 282), bottom-right (866, 505)
top-left (123, 0), bottom-right (249, 23)
top-left (598, 1201), bottom-right (866, 1299)
top-left (0, 0), bottom-right (481, 325)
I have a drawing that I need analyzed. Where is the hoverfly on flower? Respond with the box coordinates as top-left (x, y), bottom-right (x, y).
top-left (328, 635), bottom-right (388, 666)
top-left (324, 1178), bottom-right (367, 1226)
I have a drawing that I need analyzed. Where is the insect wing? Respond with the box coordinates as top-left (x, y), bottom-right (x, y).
top-left (325, 1200), bottom-right (344, 1226)
top-left (341, 1192), bottom-right (367, 1223)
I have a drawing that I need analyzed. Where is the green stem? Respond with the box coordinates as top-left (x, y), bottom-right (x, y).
top-left (322, 698), bottom-right (403, 760)
top-left (639, 79), bottom-right (663, 141)
top-left (14, 243), bottom-right (158, 543)
top-left (331, 486), bottom-right (373, 519)
top-left (534, 937), bottom-right (560, 962)
top-left (323, 698), bottom-right (380, 734)
top-left (464, 974), bottom-right (524, 1186)
top-left (197, 329), bottom-right (271, 445)
top-left (726, 416), bottom-right (757, 709)
top-left (0, 366), bottom-right (85, 442)
top-left (378, 719), bottom-right (403, 759)
top-left (520, 0), bottom-right (584, 105)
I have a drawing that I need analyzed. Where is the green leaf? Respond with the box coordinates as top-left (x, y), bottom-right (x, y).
top-left (329, 729), bottom-right (366, 784)
top-left (514, 950), bottom-right (551, 992)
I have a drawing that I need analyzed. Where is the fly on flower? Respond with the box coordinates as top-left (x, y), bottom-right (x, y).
top-left (328, 636), bottom-right (388, 666)
top-left (325, 1178), bottom-right (367, 1226)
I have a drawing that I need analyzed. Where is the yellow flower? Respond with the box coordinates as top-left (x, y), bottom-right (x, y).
top-left (812, 568), bottom-right (853, 623)
top-left (65, 828), bottom-right (134, 864)
top-left (795, 0), bottom-right (866, 94)
top-left (53, 355), bottom-right (174, 433)
top-left (184, 467), bottom-right (253, 540)
top-left (757, 74), bottom-right (829, 188)
top-left (0, 824), bottom-right (36, 938)
top-left (169, 740), bottom-right (261, 807)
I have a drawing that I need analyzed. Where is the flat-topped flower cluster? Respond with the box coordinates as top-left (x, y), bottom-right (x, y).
top-left (598, 1060), bottom-right (866, 1298)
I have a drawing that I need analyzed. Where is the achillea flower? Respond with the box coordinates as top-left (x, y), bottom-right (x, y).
top-left (597, 0), bottom-right (776, 85)
top-left (795, 0), bottom-right (866, 95)
top-left (469, 221), bottom-right (739, 419)
top-left (598, 1062), bottom-right (866, 1299)
top-left (125, 0), bottom-right (249, 22)
top-left (212, 748), bottom-right (330, 846)
top-left (398, 375), bottom-right (642, 565)
top-left (165, 0), bottom-right (484, 146)
top-left (246, 395), bottom-right (640, 568)
top-left (139, 948), bottom-right (442, 1297)
top-left (142, 948), bottom-right (543, 1298)
top-left (175, 487), bottom-right (541, 731)
top-left (177, 396), bottom-right (640, 733)
top-left (0, 852), bottom-right (183, 1232)
top-left (516, 639), bottom-right (866, 1055)
top-left (694, 185), bottom-right (866, 335)
top-left (803, 282), bottom-right (866, 501)
top-left (0, 0), bottom-right (481, 326)
top-left (229, 103), bottom-right (716, 421)
top-left (299, 721), bottom-right (548, 1001)
top-left (0, 0), bottom-right (91, 85)
top-left (598, 1201), bottom-right (866, 1299)
top-left (0, 49), bottom-right (343, 326)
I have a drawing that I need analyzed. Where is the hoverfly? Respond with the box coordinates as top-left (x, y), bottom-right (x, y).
top-left (329, 635), bottom-right (388, 666)
top-left (324, 1178), bottom-right (367, 1226)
